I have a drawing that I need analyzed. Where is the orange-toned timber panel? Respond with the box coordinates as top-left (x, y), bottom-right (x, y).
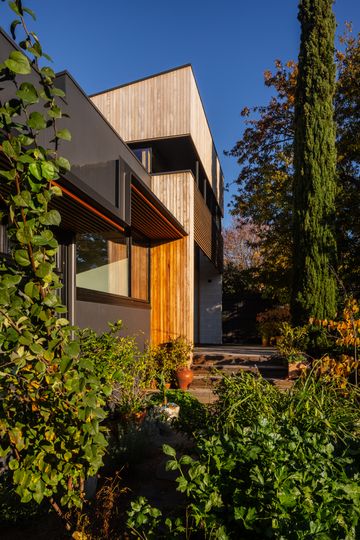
top-left (150, 172), bottom-right (194, 345)
top-left (151, 236), bottom-right (193, 345)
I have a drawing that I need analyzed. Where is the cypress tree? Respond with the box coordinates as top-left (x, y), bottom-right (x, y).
top-left (291, 0), bottom-right (338, 324)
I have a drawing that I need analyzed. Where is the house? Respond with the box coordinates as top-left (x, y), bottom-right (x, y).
top-left (0, 30), bottom-right (224, 347)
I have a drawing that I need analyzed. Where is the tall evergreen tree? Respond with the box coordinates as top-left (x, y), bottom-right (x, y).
top-left (291, 0), bottom-right (338, 324)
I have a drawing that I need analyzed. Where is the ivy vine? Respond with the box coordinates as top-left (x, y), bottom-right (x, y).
top-left (0, 0), bottom-right (108, 517)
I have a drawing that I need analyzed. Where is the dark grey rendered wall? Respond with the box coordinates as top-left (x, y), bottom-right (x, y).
top-left (76, 301), bottom-right (150, 350)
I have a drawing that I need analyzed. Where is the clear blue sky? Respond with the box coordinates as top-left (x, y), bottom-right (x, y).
top-left (1, 1), bottom-right (359, 225)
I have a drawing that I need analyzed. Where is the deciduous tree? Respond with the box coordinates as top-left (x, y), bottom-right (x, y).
top-left (227, 27), bottom-right (359, 304)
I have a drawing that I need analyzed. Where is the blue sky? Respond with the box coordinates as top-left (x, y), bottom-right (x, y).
top-left (1, 1), bottom-right (359, 226)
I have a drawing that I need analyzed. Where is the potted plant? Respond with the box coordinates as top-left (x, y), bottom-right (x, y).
top-left (162, 336), bottom-right (194, 390)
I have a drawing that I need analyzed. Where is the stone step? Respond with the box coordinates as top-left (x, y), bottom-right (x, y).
top-left (193, 363), bottom-right (287, 372)
top-left (193, 354), bottom-right (277, 364)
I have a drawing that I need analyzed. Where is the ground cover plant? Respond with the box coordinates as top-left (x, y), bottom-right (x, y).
top-left (128, 371), bottom-right (360, 540)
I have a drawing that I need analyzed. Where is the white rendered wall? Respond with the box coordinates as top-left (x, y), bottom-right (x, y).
top-left (198, 250), bottom-right (222, 344)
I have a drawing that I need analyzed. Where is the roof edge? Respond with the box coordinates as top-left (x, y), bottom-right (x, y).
top-left (89, 63), bottom-right (193, 97)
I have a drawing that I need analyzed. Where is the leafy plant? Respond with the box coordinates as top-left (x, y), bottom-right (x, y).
top-left (147, 336), bottom-right (193, 385)
top-left (0, 0), bottom-right (107, 516)
top-left (128, 372), bottom-right (360, 539)
top-left (310, 297), bottom-right (360, 384)
top-left (149, 389), bottom-right (208, 437)
top-left (277, 322), bottom-right (308, 362)
top-left (78, 322), bottom-right (153, 415)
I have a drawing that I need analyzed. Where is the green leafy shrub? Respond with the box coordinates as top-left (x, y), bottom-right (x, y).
top-left (128, 373), bottom-right (360, 539)
top-left (78, 322), bottom-right (154, 415)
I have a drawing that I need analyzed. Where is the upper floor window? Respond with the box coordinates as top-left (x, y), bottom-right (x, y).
top-left (133, 148), bottom-right (152, 173)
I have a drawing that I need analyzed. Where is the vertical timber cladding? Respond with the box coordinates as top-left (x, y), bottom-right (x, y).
top-left (150, 172), bottom-right (194, 345)
top-left (90, 66), bottom-right (223, 211)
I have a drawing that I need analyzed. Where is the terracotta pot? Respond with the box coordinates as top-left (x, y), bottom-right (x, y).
top-left (165, 382), bottom-right (171, 390)
top-left (176, 367), bottom-right (194, 390)
top-left (261, 336), bottom-right (269, 347)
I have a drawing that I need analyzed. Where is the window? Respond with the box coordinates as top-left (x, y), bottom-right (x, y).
top-left (133, 148), bottom-right (152, 173)
top-left (131, 234), bottom-right (149, 301)
top-left (76, 231), bottom-right (129, 297)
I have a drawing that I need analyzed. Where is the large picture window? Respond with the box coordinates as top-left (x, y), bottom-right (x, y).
top-left (76, 231), bottom-right (129, 297)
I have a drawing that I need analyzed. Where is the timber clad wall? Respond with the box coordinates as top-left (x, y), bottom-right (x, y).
top-left (90, 66), bottom-right (224, 345)
top-left (194, 184), bottom-right (212, 261)
top-left (150, 172), bottom-right (194, 344)
top-left (91, 65), bottom-right (223, 211)
top-left (91, 68), bottom-right (191, 143)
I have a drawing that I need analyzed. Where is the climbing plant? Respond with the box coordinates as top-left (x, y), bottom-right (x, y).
top-left (0, 0), bottom-right (108, 515)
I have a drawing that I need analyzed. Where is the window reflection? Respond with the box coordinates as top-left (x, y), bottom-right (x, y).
top-left (76, 231), bottom-right (129, 297)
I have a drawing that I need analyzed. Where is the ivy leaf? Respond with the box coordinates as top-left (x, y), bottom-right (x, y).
top-left (32, 230), bottom-right (54, 246)
top-left (13, 190), bottom-right (32, 207)
top-left (24, 6), bottom-right (36, 20)
top-left (0, 289), bottom-right (10, 305)
top-left (28, 112), bottom-right (46, 130)
top-left (8, 459), bottom-right (19, 470)
top-left (18, 135), bottom-right (35, 147)
top-left (29, 162), bottom-right (42, 180)
top-left (16, 227), bottom-right (32, 244)
top-left (56, 129), bottom-right (71, 141)
top-left (9, 1), bottom-right (22, 16)
top-left (56, 157), bottom-right (71, 172)
top-left (16, 82), bottom-right (39, 104)
top-left (2, 140), bottom-right (17, 160)
top-left (14, 249), bottom-right (31, 267)
top-left (35, 262), bottom-right (52, 279)
top-left (24, 281), bottom-right (40, 299)
top-left (0, 169), bottom-right (16, 180)
top-left (4, 51), bottom-right (31, 75)
top-left (47, 105), bottom-right (61, 119)
top-left (79, 357), bottom-right (94, 371)
top-left (35, 360), bottom-right (46, 373)
top-left (50, 185), bottom-right (63, 197)
top-left (39, 209), bottom-right (61, 226)
top-left (52, 87), bottom-right (65, 98)
top-left (41, 66), bottom-right (55, 79)
top-left (41, 161), bottom-right (58, 180)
